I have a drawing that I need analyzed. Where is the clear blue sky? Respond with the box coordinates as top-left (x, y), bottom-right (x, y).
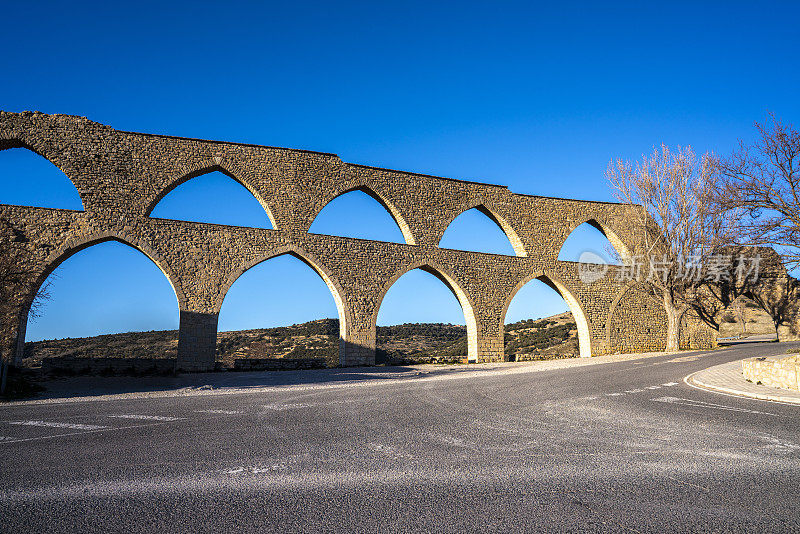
top-left (1, 1), bottom-right (798, 341)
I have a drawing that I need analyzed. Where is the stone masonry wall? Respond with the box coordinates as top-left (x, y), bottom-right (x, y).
top-left (0, 111), bottom-right (712, 371)
top-left (742, 355), bottom-right (800, 392)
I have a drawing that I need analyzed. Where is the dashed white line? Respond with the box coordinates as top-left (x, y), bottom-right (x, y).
top-left (194, 409), bottom-right (243, 415)
top-left (107, 415), bottom-right (184, 422)
top-left (0, 421), bottom-right (175, 445)
top-left (652, 396), bottom-right (778, 416)
top-left (5, 420), bottom-right (110, 430)
top-left (604, 382), bottom-right (679, 398)
top-left (264, 403), bottom-right (312, 411)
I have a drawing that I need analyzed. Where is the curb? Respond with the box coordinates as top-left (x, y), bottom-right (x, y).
top-left (685, 368), bottom-right (800, 406)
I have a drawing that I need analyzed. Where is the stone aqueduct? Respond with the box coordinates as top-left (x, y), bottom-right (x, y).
top-left (0, 111), bottom-right (713, 371)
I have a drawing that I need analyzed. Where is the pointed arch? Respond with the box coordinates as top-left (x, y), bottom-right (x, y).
top-left (33, 231), bottom-right (186, 310)
top-left (374, 260), bottom-right (478, 361)
top-left (215, 244), bottom-right (350, 361)
top-left (502, 271), bottom-right (592, 358)
top-left (309, 185), bottom-right (416, 244)
top-left (0, 142), bottom-right (85, 211)
top-left (561, 218), bottom-right (630, 261)
top-left (12, 230), bottom-right (185, 361)
top-left (145, 164), bottom-right (277, 228)
top-left (440, 202), bottom-right (526, 257)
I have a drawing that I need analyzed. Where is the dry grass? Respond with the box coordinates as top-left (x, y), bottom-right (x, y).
top-left (22, 314), bottom-right (581, 368)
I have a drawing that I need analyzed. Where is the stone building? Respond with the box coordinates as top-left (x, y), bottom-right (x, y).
top-left (0, 111), bottom-right (714, 371)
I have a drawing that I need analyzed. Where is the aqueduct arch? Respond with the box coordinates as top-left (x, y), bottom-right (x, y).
top-left (0, 111), bottom-right (715, 370)
top-left (372, 260), bottom-right (480, 361)
top-left (501, 272), bottom-right (593, 358)
top-left (438, 200), bottom-right (528, 257)
top-left (308, 184), bottom-right (417, 245)
top-left (145, 164), bottom-right (278, 228)
top-left (10, 230), bottom-right (186, 364)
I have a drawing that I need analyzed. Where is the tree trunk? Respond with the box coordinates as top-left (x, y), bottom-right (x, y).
top-left (0, 361), bottom-right (7, 396)
top-left (774, 320), bottom-right (782, 343)
top-left (664, 293), bottom-right (681, 352)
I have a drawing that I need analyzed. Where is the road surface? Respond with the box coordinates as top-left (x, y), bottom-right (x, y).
top-left (1, 342), bottom-right (799, 532)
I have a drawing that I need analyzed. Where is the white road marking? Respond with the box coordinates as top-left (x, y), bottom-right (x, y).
top-left (107, 415), bottom-right (183, 422)
top-left (652, 396), bottom-right (778, 416)
top-left (194, 409), bottom-right (243, 415)
top-left (0, 422), bottom-right (176, 445)
top-left (225, 465), bottom-right (287, 475)
top-left (5, 420), bottom-right (110, 430)
top-left (264, 403), bottom-right (311, 411)
top-left (604, 382), bottom-right (680, 398)
top-left (0, 436), bottom-right (13, 441)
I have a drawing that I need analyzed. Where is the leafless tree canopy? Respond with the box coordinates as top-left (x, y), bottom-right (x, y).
top-left (712, 113), bottom-right (800, 269)
top-left (0, 218), bottom-right (50, 324)
top-left (606, 145), bottom-right (741, 350)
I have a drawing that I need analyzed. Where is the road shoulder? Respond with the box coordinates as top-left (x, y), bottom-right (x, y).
top-left (687, 360), bottom-right (800, 405)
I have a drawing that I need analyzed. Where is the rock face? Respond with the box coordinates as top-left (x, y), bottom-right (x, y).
top-left (742, 355), bottom-right (800, 392)
top-left (0, 111), bottom-right (714, 371)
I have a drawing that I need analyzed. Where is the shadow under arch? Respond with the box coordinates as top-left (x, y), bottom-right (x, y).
top-left (373, 260), bottom-right (478, 361)
top-left (439, 201), bottom-right (527, 257)
top-left (0, 140), bottom-right (86, 211)
top-left (215, 244), bottom-right (350, 364)
top-left (605, 281), bottom-right (689, 351)
top-left (563, 217), bottom-right (631, 260)
top-left (12, 230), bottom-right (185, 362)
top-left (144, 162), bottom-right (277, 228)
top-left (605, 280), bottom-right (645, 347)
top-left (502, 271), bottom-right (592, 358)
top-left (308, 184), bottom-right (417, 245)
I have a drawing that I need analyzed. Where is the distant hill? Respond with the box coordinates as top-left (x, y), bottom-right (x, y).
top-left (22, 312), bottom-right (579, 368)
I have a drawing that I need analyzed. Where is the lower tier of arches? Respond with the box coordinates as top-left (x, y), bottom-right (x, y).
top-left (0, 208), bottom-right (717, 371)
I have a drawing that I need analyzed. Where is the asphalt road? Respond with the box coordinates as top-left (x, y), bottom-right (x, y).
top-left (1, 342), bottom-right (799, 533)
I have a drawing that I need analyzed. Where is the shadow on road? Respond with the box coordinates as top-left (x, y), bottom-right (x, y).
top-left (717, 333), bottom-right (778, 346)
top-left (13, 363), bottom-right (487, 402)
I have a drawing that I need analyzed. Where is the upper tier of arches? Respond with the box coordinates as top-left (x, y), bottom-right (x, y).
top-left (559, 219), bottom-right (626, 264)
top-left (308, 187), bottom-right (410, 243)
top-left (0, 113), bottom-right (639, 263)
top-left (0, 145), bottom-right (84, 211)
top-left (148, 169), bottom-right (274, 228)
top-left (438, 204), bottom-right (523, 256)
top-left (146, 166), bottom-right (276, 228)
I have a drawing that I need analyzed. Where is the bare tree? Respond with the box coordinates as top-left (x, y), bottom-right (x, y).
top-left (692, 245), bottom-right (799, 342)
top-left (606, 145), bottom-right (740, 351)
top-left (732, 298), bottom-right (747, 334)
top-left (741, 247), bottom-right (799, 341)
top-left (0, 218), bottom-right (49, 315)
top-left (711, 113), bottom-right (800, 268)
top-left (0, 218), bottom-right (49, 394)
top-left (684, 245), bottom-right (768, 334)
